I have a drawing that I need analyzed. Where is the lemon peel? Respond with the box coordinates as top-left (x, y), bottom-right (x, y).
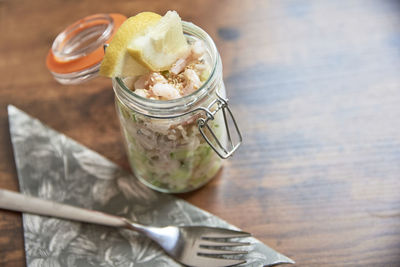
top-left (99, 12), bottom-right (162, 77)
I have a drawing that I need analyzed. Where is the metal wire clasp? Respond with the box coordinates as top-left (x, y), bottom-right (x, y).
top-left (197, 92), bottom-right (242, 159)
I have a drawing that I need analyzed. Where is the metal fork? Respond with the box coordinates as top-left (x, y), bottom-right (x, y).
top-left (0, 189), bottom-right (251, 267)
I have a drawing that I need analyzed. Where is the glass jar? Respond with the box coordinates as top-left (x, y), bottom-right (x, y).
top-left (47, 14), bottom-right (242, 193)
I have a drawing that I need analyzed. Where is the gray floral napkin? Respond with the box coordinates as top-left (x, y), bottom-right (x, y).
top-left (8, 105), bottom-right (294, 267)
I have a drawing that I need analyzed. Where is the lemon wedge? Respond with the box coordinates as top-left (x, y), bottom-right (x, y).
top-left (127, 11), bottom-right (189, 71)
top-left (99, 12), bottom-right (161, 77)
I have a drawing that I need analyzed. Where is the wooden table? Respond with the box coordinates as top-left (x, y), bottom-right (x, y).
top-left (1, 0), bottom-right (400, 266)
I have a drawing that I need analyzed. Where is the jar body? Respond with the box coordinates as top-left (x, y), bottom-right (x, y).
top-left (115, 83), bottom-right (226, 193)
top-left (112, 22), bottom-right (229, 193)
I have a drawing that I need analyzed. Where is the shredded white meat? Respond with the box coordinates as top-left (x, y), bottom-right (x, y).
top-left (131, 39), bottom-right (209, 100)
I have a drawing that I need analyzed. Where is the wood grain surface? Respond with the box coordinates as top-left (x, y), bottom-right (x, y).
top-left (1, 0), bottom-right (400, 266)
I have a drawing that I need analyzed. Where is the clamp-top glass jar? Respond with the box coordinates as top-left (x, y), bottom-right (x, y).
top-left (47, 14), bottom-right (242, 193)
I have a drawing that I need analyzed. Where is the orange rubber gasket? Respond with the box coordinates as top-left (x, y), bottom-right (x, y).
top-left (46, 13), bottom-right (127, 74)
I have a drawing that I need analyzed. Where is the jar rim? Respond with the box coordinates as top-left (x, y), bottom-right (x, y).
top-left (113, 21), bottom-right (221, 116)
top-left (46, 13), bottom-right (127, 83)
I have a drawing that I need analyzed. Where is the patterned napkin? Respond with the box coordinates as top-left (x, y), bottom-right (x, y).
top-left (8, 105), bottom-right (294, 267)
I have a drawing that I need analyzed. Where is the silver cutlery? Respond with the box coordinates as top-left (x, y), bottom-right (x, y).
top-left (0, 189), bottom-right (251, 267)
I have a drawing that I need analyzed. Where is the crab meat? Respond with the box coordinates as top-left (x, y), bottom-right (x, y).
top-left (134, 89), bottom-right (148, 98)
top-left (151, 83), bottom-right (181, 99)
top-left (185, 69), bottom-right (202, 88)
top-left (129, 39), bottom-right (210, 100)
top-left (134, 74), bottom-right (150, 90)
top-left (170, 58), bottom-right (188, 75)
top-left (149, 72), bottom-right (168, 85)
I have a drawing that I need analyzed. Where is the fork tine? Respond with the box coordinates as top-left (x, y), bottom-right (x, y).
top-left (198, 248), bottom-right (248, 255)
top-left (193, 255), bottom-right (246, 267)
top-left (200, 239), bottom-right (251, 247)
top-left (201, 227), bottom-right (251, 238)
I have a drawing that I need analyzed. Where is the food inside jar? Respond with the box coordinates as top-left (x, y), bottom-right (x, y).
top-left (101, 11), bottom-right (224, 192)
top-left (126, 39), bottom-right (211, 100)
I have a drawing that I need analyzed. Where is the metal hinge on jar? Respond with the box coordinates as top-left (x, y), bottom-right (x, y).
top-left (197, 91), bottom-right (242, 159)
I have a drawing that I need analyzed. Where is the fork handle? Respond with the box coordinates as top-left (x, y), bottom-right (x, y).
top-left (0, 189), bottom-right (126, 228)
